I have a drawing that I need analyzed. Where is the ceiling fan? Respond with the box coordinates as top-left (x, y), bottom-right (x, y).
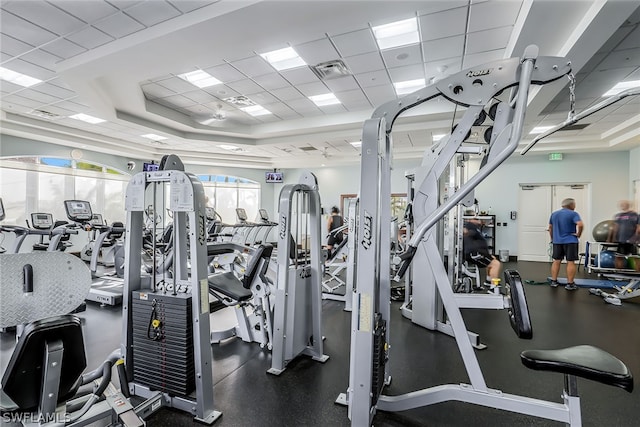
top-left (194, 104), bottom-right (226, 125)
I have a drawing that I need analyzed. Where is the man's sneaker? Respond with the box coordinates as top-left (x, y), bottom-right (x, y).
top-left (549, 280), bottom-right (559, 288)
top-left (565, 283), bottom-right (578, 291)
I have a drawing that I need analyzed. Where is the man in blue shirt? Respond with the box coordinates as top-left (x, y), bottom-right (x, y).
top-left (608, 200), bottom-right (640, 255)
top-left (548, 198), bottom-right (584, 290)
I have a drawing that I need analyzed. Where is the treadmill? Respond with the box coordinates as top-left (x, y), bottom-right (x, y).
top-left (64, 200), bottom-right (124, 306)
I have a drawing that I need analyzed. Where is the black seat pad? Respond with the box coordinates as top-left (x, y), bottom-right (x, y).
top-left (521, 345), bottom-right (633, 392)
top-left (208, 272), bottom-right (252, 302)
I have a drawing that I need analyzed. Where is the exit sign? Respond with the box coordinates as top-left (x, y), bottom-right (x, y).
top-left (549, 153), bottom-right (563, 161)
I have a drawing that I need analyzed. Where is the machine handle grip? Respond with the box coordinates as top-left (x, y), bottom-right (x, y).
top-left (394, 245), bottom-right (417, 280)
top-left (23, 264), bottom-right (33, 294)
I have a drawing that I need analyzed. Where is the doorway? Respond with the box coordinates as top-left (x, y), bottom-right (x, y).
top-left (518, 184), bottom-right (590, 262)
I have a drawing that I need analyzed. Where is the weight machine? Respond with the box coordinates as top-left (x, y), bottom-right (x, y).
top-left (121, 154), bottom-right (221, 423)
top-left (339, 45), bottom-right (632, 426)
top-left (268, 171), bottom-right (329, 375)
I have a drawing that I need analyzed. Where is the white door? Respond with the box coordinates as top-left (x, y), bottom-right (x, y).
top-left (552, 185), bottom-right (590, 254)
top-left (518, 184), bottom-right (590, 261)
top-left (518, 185), bottom-right (552, 261)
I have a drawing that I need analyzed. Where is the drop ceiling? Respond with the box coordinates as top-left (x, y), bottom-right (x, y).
top-left (1, 0), bottom-right (639, 169)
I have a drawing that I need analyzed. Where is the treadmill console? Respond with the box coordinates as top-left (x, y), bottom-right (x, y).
top-left (90, 214), bottom-right (104, 225)
top-left (259, 209), bottom-right (269, 221)
top-left (65, 200), bottom-right (93, 222)
top-left (236, 208), bottom-right (248, 222)
top-left (31, 213), bottom-right (54, 229)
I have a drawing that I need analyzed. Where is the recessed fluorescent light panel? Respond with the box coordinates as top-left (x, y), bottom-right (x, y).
top-left (349, 141), bottom-right (362, 147)
top-left (177, 70), bottom-right (222, 88)
top-left (141, 133), bottom-right (168, 141)
top-left (394, 78), bottom-right (426, 96)
top-left (602, 80), bottom-right (640, 97)
top-left (529, 126), bottom-right (554, 135)
top-left (260, 47), bottom-right (306, 71)
top-left (219, 144), bottom-right (244, 152)
top-left (69, 113), bottom-right (106, 124)
top-left (432, 134), bottom-right (446, 142)
top-left (0, 66), bottom-right (42, 87)
top-left (240, 105), bottom-right (271, 116)
top-left (309, 93), bottom-right (340, 106)
top-left (372, 17), bottom-right (420, 50)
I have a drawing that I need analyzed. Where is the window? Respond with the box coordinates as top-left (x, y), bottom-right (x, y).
top-left (197, 174), bottom-right (260, 224)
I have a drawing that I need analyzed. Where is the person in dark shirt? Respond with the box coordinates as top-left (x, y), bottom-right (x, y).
top-left (326, 206), bottom-right (344, 259)
top-left (608, 200), bottom-right (640, 255)
top-left (463, 217), bottom-right (501, 285)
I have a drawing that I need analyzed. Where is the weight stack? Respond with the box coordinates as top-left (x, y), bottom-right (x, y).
top-left (131, 291), bottom-right (195, 396)
top-left (371, 313), bottom-right (387, 406)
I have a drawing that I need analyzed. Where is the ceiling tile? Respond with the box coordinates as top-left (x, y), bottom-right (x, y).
top-left (65, 27), bottom-right (114, 49)
top-left (1, 58), bottom-right (56, 81)
top-left (226, 79), bottom-right (265, 95)
top-left (250, 92), bottom-right (280, 105)
top-left (418, 1), bottom-right (467, 16)
top-left (51, 1), bottom-right (119, 23)
top-left (3, 1), bottom-right (86, 36)
top-left (466, 26), bottom-right (513, 55)
top-left (93, 12), bottom-right (145, 38)
top-left (598, 48), bottom-right (640, 71)
top-left (422, 36), bottom-right (464, 62)
top-left (343, 51), bottom-right (385, 74)
top-left (296, 38), bottom-right (341, 65)
top-left (324, 76), bottom-right (360, 92)
top-left (156, 94), bottom-right (198, 108)
top-left (355, 69), bottom-right (392, 88)
top-left (462, 49), bottom-right (504, 68)
top-left (33, 82), bottom-right (76, 99)
top-left (203, 84), bottom-right (240, 99)
top-left (182, 89), bottom-right (216, 104)
top-left (381, 44), bottom-right (423, 68)
top-left (17, 88), bottom-right (62, 105)
top-left (285, 98), bottom-right (320, 114)
top-left (331, 29), bottom-right (378, 57)
top-left (468, 1), bottom-right (522, 33)
top-left (48, 78), bottom-right (73, 91)
top-left (156, 76), bottom-right (198, 94)
top-left (419, 8), bottom-right (467, 41)
top-left (0, 34), bottom-right (35, 57)
top-left (1, 94), bottom-right (43, 109)
top-left (204, 64), bottom-right (246, 83)
top-left (334, 89), bottom-right (372, 110)
top-left (252, 73), bottom-right (290, 91)
top-left (616, 26), bottom-right (640, 51)
top-left (387, 64), bottom-right (425, 82)
top-left (106, 1), bottom-right (145, 11)
top-left (167, 1), bottom-right (212, 13)
top-left (0, 11), bottom-right (58, 46)
top-left (296, 81), bottom-right (330, 97)
top-left (318, 104), bottom-right (347, 114)
top-left (41, 38), bottom-right (88, 59)
top-left (230, 56), bottom-right (274, 78)
top-left (141, 83), bottom-right (174, 99)
top-left (262, 102), bottom-right (300, 119)
top-left (20, 49), bottom-right (63, 71)
top-left (123, 1), bottom-right (181, 26)
top-left (270, 86), bottom-right (304, 101)
top-left (280, 67), bottom-right (320, 85)
top-left (362, 85), bottom-right (397, 106)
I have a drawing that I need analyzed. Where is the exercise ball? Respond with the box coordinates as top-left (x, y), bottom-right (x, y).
top-left (593, 250), bottom-right (616, 268)
top-left (592, 220), bottom-right (615, 242)
top-left (628, 256), bottom-right (640, 272)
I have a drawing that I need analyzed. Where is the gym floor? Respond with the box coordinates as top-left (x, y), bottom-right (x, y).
top-left (1, 261), bottom-right (638, 426)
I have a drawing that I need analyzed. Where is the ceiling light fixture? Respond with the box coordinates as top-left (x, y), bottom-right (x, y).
top-left (219, 144), bottom-right (245, 152)
top-left (240, 105), bottom-right (271, 116)
top-left (372, 17), bottom-right (420, 50)
top-left (394, 78), bottom-right (426, 96)
top-left (177, 70), bottom-right (222, 88)
top-left (260, 47), bottom-right (306, 71)
top-left (432, 134), bottom-right (446, 142)
top-left (69, 113), bottom-right (106, 124)
top-left (0, 66), bottom-right (42, 87)
top-left (602, 80), bottom-right (640, 97)
top-left (349, 141), bottom-right (362, 147)
top-left (141, 133), bottom-right (168, 141)
top-left (529, 126), bottom-right (554, 135)
top-left (309, 93), bottom-right (340, 106)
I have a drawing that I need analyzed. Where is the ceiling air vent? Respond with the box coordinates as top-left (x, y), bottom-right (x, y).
top-left (560, 123), bottom-right (590, 131)
top-left (311, 60), bottom-right (352, 80)
top-left (27, 109), bottom-right (62, 120)
top-left (223, 95), bottom-right (255, 107)
top-left (299, 146), bottom-right (318, 152)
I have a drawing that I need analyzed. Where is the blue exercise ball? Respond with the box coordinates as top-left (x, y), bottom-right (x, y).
top-left (593, 250), bottom-right (616, 268)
